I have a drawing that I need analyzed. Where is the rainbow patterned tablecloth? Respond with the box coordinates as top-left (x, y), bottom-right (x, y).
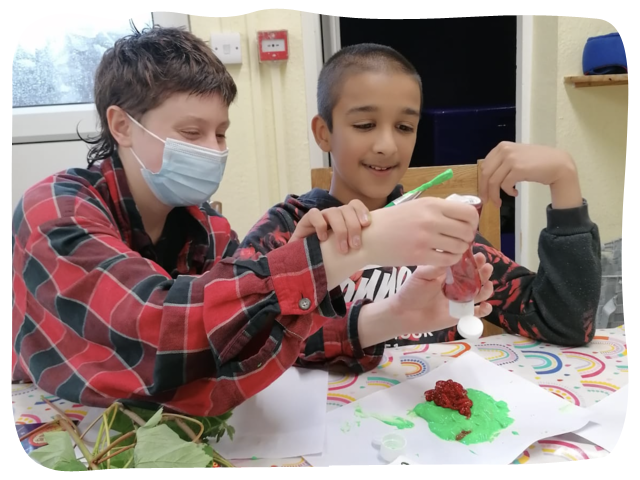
top-left (12, 326), bottom-right (627, 467)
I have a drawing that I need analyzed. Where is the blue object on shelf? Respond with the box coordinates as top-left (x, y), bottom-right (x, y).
top-left (582, 32), bottom-right (627, 75)
top-left (419, 105), bottom-right (515, 167)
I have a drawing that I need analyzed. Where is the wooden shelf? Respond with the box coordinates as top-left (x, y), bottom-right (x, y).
top-left (564, 74), bottom-right (628, 88)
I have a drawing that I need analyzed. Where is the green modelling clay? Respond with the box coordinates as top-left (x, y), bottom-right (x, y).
top-left (354, 405), bottom-right (415, 430)
top-left (412, 388), bottom-right (514, 445)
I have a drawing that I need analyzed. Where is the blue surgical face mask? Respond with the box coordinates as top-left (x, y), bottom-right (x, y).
top-left (127, 114), bottom-right (228, 207)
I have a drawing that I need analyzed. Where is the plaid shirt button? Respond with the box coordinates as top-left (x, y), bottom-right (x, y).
top-left (298, 298), bottom-right (311, 310)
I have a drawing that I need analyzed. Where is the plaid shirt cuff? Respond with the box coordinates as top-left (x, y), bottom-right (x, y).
top-left (268, 235), bottom-right (346, 319)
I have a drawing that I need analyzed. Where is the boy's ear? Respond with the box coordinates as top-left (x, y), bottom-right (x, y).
top-left (107, 105), bottom-right (134, 148)
top-left (311, 114), bottom-right (332, 153)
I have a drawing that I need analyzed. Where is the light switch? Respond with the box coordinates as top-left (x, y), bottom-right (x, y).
top-left (210, 32), bottom-right (242, 65)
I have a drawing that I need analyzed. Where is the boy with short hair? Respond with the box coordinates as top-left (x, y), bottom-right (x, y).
top-left (239, 43), bottom-right (602, 348)
top-left (12, 29), bottom-right (487, 416)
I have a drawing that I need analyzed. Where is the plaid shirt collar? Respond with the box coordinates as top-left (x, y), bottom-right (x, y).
top-left (95, 152), bottom-right (213, 273)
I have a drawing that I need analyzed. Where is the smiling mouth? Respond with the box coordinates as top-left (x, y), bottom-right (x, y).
top-left (363, 163), bottom-right (396, 172)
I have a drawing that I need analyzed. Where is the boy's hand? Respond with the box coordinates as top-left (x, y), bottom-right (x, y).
top-left (290, 200), bottom-right (371, 254)
top-left (356, 252), bottom-right (494, 349)
top-left (390, 252), bottom-right (494, 334)
top-left (479, 142), bottom-right (582, 209)
top-left (362, 197), bottom-right (479, 268)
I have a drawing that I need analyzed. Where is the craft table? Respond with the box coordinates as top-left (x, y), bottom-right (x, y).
top-left (13, 326), bottom-right (626, 466)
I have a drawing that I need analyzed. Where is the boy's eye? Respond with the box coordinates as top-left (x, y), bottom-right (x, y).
top-left (354, 123), bottom-right (375, 130)
top-left (398, 124), bottom-right (415, 133)
top-left (216, 133), bottom-right (227, 139)
top-left (181, 130), bottom-right (200, 137)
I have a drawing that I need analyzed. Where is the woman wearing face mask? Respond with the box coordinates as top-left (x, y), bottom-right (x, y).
top-left (127, 114), bottom-right (229, 210)
top-left (12, 27), bottom-right (481, 417)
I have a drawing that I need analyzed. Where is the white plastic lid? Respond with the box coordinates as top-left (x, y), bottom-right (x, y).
top-left (457, 315), bottom-right (484, 340)
top-left (449, 300), bottom-right (475, 319)
top-left (373, 433), bottom-right (407, 463)
top-left (446, 193), bottom-right (481, 206)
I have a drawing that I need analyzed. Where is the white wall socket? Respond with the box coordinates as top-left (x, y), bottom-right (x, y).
top-left (210, 32), bottom-right (242, 65)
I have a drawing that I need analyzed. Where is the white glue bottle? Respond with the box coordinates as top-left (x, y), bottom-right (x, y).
top-left (443, 194), bottom-right (484, 340)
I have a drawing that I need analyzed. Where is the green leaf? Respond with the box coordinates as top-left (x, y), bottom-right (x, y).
top-left (110, 406), bottom-right (161, 434)
top-left (201, 444), bottom-right (216, 468)
top-left (226, 425), bottom-right (235, 441)
top-left (161, 423), bottom-right (193, 442)
top-left (109, 406), bottom-right (235, 442)
top-left (186, 410), bottom-right (233, 440)
top-left (125, 406), bottom-right (157, 423)
top-left (140, 408), bottom-right (163, 430)
top-left (52, 459), bottom-right (88, 471)
top-left (106, 433), bottom-right (136, 469)
top-left (109, 410), bottom-right (135, 435)
top-left (133, 424), bottom-right (212, 468)
top-left (132, 407), bottom-right (160, 424)
top-left (29, 432), bottom-right (77, 469)
top-left (215, 410), bottom-right (234, 422)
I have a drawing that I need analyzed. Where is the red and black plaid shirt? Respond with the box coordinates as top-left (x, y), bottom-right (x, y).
top-left (12, 154), bottom-right (381, 416)
top-left (238, 187), bottom-right (602, 348)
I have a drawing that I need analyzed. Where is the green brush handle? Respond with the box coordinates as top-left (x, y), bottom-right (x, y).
top-left (384, 169), bottom-right (454, 207)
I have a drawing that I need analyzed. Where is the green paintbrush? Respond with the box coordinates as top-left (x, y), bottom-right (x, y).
top-left (358, 169), bottom-right (455, 271)
top-left (384, 168), bottom-right (454, 207)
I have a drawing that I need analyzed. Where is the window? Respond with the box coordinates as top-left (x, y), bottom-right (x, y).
top-left (13, 14), bottom-right (153, 108)
top-left (11, 12), bottom-right (190, 210)
top-left (12, 12), bottom-right (190, 144)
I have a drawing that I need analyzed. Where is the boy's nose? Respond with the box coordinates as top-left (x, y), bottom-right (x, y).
top-left (373, 130), bottom-right (399, 157)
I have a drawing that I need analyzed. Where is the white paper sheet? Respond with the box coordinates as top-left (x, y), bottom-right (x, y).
top-left (388, 455), bottom-right (421, 465)
top-left (212, 367), bottom-right (328, 459)
top-left (307, 351), bottom-right (592, 466)
top-left (574, 384), bottom-right (628, 452)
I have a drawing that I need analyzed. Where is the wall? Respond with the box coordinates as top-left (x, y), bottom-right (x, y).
top-left (190, 10), bottom-right (312, 239)
top-left (527, 16), bottom-right (627, 269)
top-left (191, 13), bottom-right (628, 256)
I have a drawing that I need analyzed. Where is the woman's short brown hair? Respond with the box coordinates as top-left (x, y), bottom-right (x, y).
top-left (86, 24), bottom-right (237, 166)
